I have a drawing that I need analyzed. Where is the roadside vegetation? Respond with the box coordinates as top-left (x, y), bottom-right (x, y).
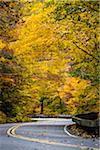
top-left (0, 0), bottom-right (99, 123)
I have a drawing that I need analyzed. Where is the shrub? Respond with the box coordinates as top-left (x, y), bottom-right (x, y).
top-left (0, 111), bottom-right (6, 123)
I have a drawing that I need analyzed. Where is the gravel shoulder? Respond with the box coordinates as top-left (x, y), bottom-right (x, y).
top-left (67, 124), bottom-right (99, 139)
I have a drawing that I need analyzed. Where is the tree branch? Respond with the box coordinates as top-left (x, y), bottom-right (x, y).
top-left (73, 42), bottom-right (99, 62)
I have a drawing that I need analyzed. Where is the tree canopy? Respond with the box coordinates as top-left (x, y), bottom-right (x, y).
top-left (0, 0), bottom-right (99, 123)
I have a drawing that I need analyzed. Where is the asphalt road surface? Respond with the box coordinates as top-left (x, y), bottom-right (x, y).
top-left (0, 118), bottom-right (99, 150)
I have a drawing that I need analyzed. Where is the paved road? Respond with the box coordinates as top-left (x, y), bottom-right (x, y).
top-left (0, 118), bottom-right (99, 150)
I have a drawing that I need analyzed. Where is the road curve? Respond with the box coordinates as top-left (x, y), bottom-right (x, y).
top-left (0, 118), bottom-right (99, 150)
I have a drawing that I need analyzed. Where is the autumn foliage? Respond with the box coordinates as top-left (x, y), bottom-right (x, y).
top-left (0, 0), bottom-right (99, 122)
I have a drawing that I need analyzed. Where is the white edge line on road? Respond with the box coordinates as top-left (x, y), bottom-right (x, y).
top-left (64, 125), bottom-right (99, 150)
top-left (7, 124), bottom-right (98, 150)
top-left (64, 124), bottom-right (79, 138)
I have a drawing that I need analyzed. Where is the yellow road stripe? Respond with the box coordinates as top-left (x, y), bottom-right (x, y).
top-left (7, 124), bottom-right (98, 149)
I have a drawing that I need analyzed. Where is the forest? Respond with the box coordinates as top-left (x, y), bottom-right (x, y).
top-left (0, 0), bottom-right (99, 123)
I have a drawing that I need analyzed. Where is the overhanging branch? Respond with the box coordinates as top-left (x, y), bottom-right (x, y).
top-left (73, 42), bottom-right (99, 62)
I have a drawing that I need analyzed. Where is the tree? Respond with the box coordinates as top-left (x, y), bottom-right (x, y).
top-left (0, 0), bottom-right (98, 122)
top-left (9, 0), bottom-right (99, 115)
top-left (0, 1), bottom-right (34, 121)
top-left (50, 0), bottom-right (99, 113)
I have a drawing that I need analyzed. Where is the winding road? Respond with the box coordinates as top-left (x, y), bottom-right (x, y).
top-left (0, 118), bottom-right (99, 150)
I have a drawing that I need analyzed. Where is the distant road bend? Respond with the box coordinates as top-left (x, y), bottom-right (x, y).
top-left (0, 118), bottom-right (99, 150)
